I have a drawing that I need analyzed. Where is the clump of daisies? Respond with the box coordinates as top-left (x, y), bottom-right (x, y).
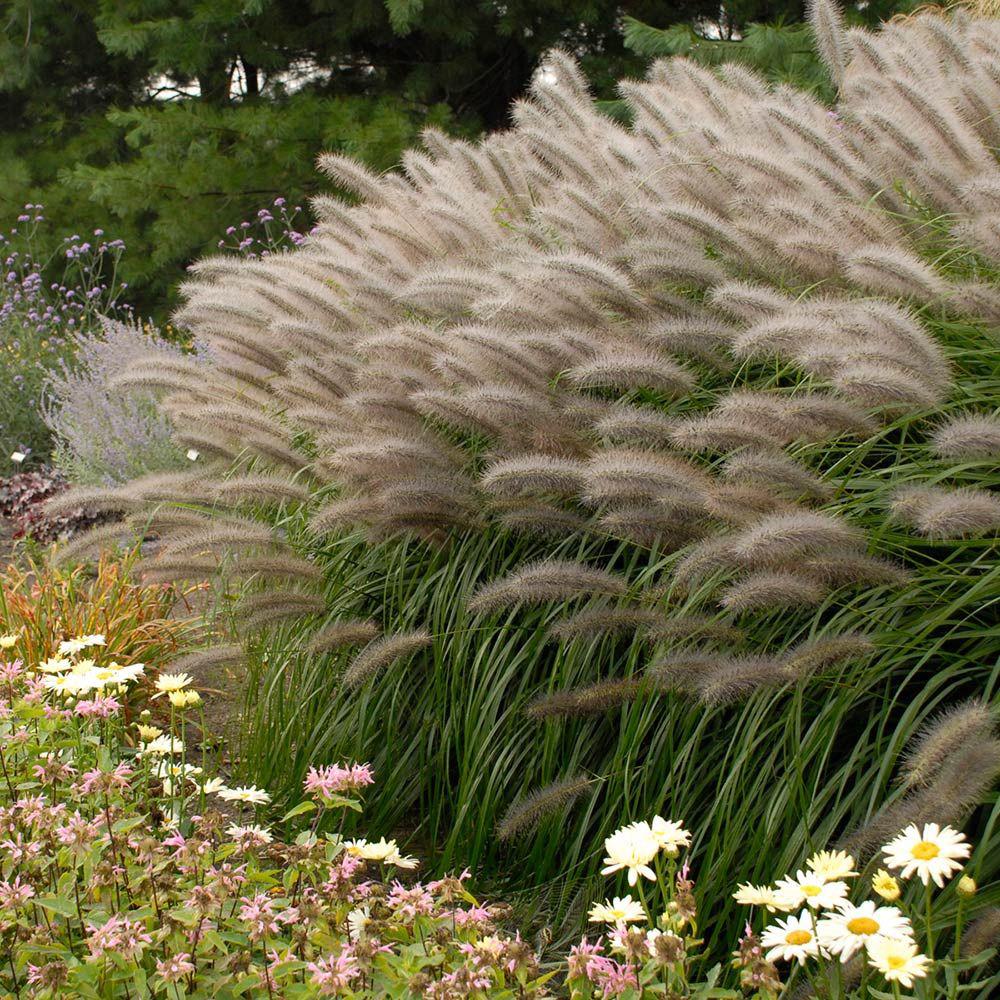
top-left (569, 817), bottom-right (702, 997)
top-left (733, 826), bottom-right (987, 997)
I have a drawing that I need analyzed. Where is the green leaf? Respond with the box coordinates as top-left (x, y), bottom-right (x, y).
top-left (281, 800), bottom-right (316, 822)
top-left (35, 894), bottom-right (79, 917)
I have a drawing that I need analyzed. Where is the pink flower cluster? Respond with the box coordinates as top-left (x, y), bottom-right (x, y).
top-left (303, 761), bottom-right (375, 800)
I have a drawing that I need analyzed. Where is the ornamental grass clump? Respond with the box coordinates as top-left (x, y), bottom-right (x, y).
top-left (50, 0), bottom-right (1000, 959)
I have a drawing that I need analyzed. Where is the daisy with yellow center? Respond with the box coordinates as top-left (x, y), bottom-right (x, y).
top-left (775, 869), bottom-right (849, 910)
top-left (806, 849), bottom-right (858, 882)
top-left (882, 822), bottom-right (971, 887)
top-left (587, 895), bottom-right (646, 926)
top-left (601, 822), bottom-right (660, 886)
top-left (732, 883), bottom-right (789, 912)
top-left (0, 633), bottom-right (19, 649)
top-left (38, 657), bottom-right (72, 674)
top-left (218, 784), bottom-right (271, 806)
top-left (872, 869), bottom-right (900, 901)
top-left (154, 672), bottom-right (193, 694)
top-left (817, 900), bottom-right (913, 960)
top-left (760, 910), bottom-right (822, 964)
top-left (648, 816), bottom-right (691, 856)
top-left (867, 936), bottom-right (930, 988)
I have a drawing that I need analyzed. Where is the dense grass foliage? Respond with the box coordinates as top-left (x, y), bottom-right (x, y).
top-left (54, 2), bottom-right (1000, 963)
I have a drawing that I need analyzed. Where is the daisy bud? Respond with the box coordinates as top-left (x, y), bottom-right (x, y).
top-left (957, 875), bottom-right (977, 898)
top-left (872, 869), bottom-right (900, 902)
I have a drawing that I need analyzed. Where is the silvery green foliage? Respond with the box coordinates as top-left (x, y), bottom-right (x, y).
top-left (43, 318), bottom-right (197, 485)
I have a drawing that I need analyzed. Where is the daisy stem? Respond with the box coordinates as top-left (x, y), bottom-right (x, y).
top-left (634, 877), bottom-right (654, 925)
top-left (953, 895), bottom-right (964, 961)
top-left (892, 982), bottom-right (901, 1000)
top-left (924, 882), bottom-right (934, 958)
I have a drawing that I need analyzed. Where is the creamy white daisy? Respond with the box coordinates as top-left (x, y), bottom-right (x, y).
top-left (587, 895), bottom-right (646, 925)
top-left (601, 822), bottom-right (660, 886)
top-left (732, 883), bottom-right (790, 912)
top-left (806, 849), bottom-right (858, 882)
top-left (218, 784), bottom-right (271, 806)
top-left (775, 869), bottom-right (849, 910)
top-left (760, 910), bottom-right (822, 965)
top-left (882, 822), bottom-right (971, 887)
top-left (647, 816), bottom-right (691, 855)
top-left (817, 900), bottom-right (913, 960)
top-left (867, 936), bottom-right (930, 988)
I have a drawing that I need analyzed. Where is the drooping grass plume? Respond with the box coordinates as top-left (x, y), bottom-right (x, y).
top-left (960, 908), bottom-right (1000, 960)
top-left (481, 456), bottom-right (585, 498)
top-left (643, 615), bottom-right (745, 645)
top-left (899, 700), bottom-right (997, 790)
top-left (891, 485), bottom-right (1000, 537)
top-left (238, 590), bottom-right (327, 632)
top-left (930, 412), bottom-right (1000, 459)
top-left (565, 349), bottom-right (694, 395)
top-left (547, 607), bottom-right (664, 641)
top-left (210, 476), bottom-right (312, 505)
top-left (468, 559), bottom-right (627, 614)
top-left (719, 571), bottom-right (827, 612)
top-left (721, 450), bottom-right (831, 501)
top-left (306, 619), bottom-right (381, 654)
top-left (525, 677), bottom-right (646, 720)
top-left (496, 774), bottom-right (596, 841)
top-left (649, 652), bottom-right (786, 705)
top-left (342, 629), bottom-right (432, 689)
top-left (50, 522), bottom-right (134, 567)
top-left (169, 645), bottom-right (246, 674)
top-left (729, 511), bottom-right (866, 569)
top-left (780, 633), bottom-right (875, 680)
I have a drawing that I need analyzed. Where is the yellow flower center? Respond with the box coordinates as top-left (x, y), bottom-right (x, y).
top-left (785, 930), bottom-right (812, 946)
top-left (802, 884), bottom-right (823, 897)
top-left (846, 917), bottom-right (880, 936)
top-left (911, 841), bottom-right (940, 860)
top-left (887, 955), bottom-right (906, 970)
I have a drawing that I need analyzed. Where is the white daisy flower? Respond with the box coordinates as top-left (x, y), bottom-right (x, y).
top-left (806, 849), bottom-right (858, 882)
top-left (775, 870), bottom-right (849, 910)
top-left (218, 784), bottom-right (270, 806)
top-left (601, 822), bottom-right (660, 886)
top-left (587, 895), bottom-right (646, 926)
top-left (38, 657), bottom-right (72, 674)
top-left (201, 778), bottom-right (228, 795)
top-left (138, 735), bottom-right (184, 756)
top-left (867, 936), bottom-right (930, 988)
top-left (226, 823), bottom-right (273, 845)
top-left (817, 900), bottom-right (913, 960)
top-left (733, 883), bottom-right (790, 912)
top-left (882, 823), bottom-right (971, 887)
top-left (648, 816), bottom-right (691, 855)
top-left (0, 634), bottom-right (19, 649)
top-left (760, 910), bottom-right (822, 965)
top-left (347, 906), bottom-right (370, 939)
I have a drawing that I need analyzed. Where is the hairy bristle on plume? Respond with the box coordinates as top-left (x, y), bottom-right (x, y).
top-left (547, 607), bottom-right (663, 641)
top-left (960, 908), bottom-right (1000, 959)
top-left (930, 413), bottom-right (1000, 460)
top-left (891, 485), bottom-right (1000, 537)
top-left (306, 619), bottom-right (381, 654)
top-left (496, 775), bottom-right (596, 841)
top-left (468, 560), bottom-right (627, 614)
top-left (168, 645), bottom-right (246, 674)
top-left (342, 630), bottom-right (432, 689)
top-left (729, 511), bottom-right (865, 568)
top-left (525, 678), bottom-right (645, 720)
top-left (719, 571), bottom-right (827, 612)
top-left (899, 700), bottom-right (996, 789)
top-left (781, 633), bottom-right (875, 680)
